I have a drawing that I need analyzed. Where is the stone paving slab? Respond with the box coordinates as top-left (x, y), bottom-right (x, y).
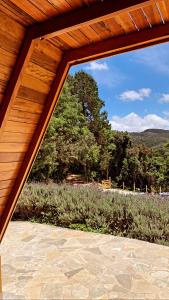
top-left (1, 221), bottom-right (169, 299)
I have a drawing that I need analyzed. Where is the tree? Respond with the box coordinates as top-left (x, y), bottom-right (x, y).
top-left (30, 70), bottom-right (169, 190)
top-left (68, 71), bottom-right (110, 142)
top-left (69, 71), bottom-right (115, 179)
top-left (29, 117), bottom-right (57, 181)
top-left (110, 131), bottom-right (131, 181)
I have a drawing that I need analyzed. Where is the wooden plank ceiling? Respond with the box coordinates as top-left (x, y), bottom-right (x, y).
top-left (0, 0), bottom-right (169, 240)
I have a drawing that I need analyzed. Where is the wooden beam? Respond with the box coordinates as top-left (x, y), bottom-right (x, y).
top-left (0, 57), bottom-right (70, 242)
top-left (30, 0), bottom-right (151, 40)
top-left (0, 30), bottom-right (35, 133)
top-left (65, 22), bottom-right (169, 65)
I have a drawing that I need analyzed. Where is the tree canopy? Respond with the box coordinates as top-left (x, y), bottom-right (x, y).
top-left (30, 71), bottom-right (169, 192)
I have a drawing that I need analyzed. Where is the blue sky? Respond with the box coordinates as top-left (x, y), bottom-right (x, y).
top-left (70, 42), bottom-right (169, 132)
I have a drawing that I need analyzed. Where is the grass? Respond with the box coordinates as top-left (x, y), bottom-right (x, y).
top-left (13, 182), bottom-right (169, 246)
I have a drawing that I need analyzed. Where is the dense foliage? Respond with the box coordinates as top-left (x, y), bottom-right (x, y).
top-left (29, 71), bottom-right (169, 191)
top-left (14, 183), bottom-right (169, 246)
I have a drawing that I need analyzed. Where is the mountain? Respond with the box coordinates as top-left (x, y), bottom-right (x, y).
top-left (130, 129), bottom-right (169, 147)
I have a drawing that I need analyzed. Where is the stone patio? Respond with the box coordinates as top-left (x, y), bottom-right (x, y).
top-left (1, 221), bottom-right (169, 299)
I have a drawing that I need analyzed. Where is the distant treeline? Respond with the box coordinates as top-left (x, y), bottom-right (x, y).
top-left (29, 71), bottom-right (169, 191)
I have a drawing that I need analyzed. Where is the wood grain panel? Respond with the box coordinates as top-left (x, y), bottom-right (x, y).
top-left (5, 121), bottom-right (36, 134)
top-left (0, 48), bottom-right (17, 68)
top-left (1, 131), bottom-right (33, 143)
top-left (0, 143), bottom-right (28, 153)
top-left (31, 40), bottom-right (63, 72)
top-left (0, 10), bottom-right (25, 40)
top-left (34, 38), bottom-right (62, 61)
top-left (9, 109), bottom-right (40, 124)
top-left (14, 98), bottom-right (44, 114)
top-left (0, 0), bottom-right (34, 25)
top-left (31, 0), bottom-right (150, 39)
top-left (0, 205), bottom-right (5, 215)
top-left (115, 12), bottom-right (137, 33)
top-left (0, 93), bottom-right (4, 105)
top-left (104, 17), bottom-right (126, 36)
top-left (18, 86), bottom-right (46, 104)
top-left (0, 180), bottom-right (14, 191)
top-left (0, 169), bottom-right (19, 181)
top-left (91, 22), bottom-right (113, 40)
top-left (0, 204), bottom-right (5, 215)
top-left (0, 197), bottom-right (6, 205)
top-left (158, 0), bottom-right (169, 22)
top-left (26, 62), bottom-right (55, 84)
top-left (80, 25), bottom-right (101, 43)
top-left (0, 153), bottom-right (25, 163)
top-left (66, 21), bottom-right (169, 65)
top-left (131, 8), bottom-right (149, 30)
top-left (9, 0), bottom-right (47, 21)
top-left (0, 80), bottom-right (7, 95)
top-left (0, 189), bottom-right (10, 198)
top-left (49, 37), bottom-right (70, 51)
top-left (46, 0), bottom-right (72, 14)
top-left (29, 0), bottom-right (60, 17)
top-left (58, 33), bottom-right (81, 48)
top-left (0, 57), bottom-right (70, 241)
top-left (0, 29), bottom-right (22, 55)
top-left (0, 198), bottom-right (6, 212)
top-left (31, 48), bottom-right (61, 72)
top-left (0, 162), bottom-right (21, 172)
top-left (0, 64), bottom-right (12, 82)
top-left (0, 31), bottom-right (35, 131)
top-left (21, 73), bottom-right (50, 94)
top-left (0, 204), bottom-right (6, 215)
top-left (69, 29), bottom-right (91, 46)
top-left (143, 4), bottom-right (162, 26)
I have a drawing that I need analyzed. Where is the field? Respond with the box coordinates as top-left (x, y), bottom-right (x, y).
top-left (13, 183), bottom-right (169, 246)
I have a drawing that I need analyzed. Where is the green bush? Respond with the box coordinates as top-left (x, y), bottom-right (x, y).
top-left (13, 183), bottom-right (169, 246)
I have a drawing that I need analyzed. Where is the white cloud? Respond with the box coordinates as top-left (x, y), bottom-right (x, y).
top-left (86, 61), bottom-right (109, 71)
top-left (133, 44), bottom-right (169, 75)
top-left (160, 94), bottom-right (169, 103)
top-left (119, 88), bottom-right (151, 102)
top-left (84, 60), bottom-right (125, 88)
top-left (163, 111), bottom-right (169, 117)
top-left (110, 113), bottom-right (169, 132)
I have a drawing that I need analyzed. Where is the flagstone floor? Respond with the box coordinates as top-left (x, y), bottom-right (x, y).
top-left (1, 221), bottom-right (169, 299)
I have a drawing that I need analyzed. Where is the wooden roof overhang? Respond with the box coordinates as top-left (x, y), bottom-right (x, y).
top-left (0, 0), bottom-right (169, 241)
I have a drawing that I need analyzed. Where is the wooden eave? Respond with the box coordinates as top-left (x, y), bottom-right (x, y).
top-left (0, 0), bottom-right (169, 241)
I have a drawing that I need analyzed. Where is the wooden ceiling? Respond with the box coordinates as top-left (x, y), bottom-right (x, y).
top-left (0, 0), bottom-right (169, 241)
top-left (0, 0), bottom-right (99, 25)
top-left (49, 0), bottom-right (169, 51)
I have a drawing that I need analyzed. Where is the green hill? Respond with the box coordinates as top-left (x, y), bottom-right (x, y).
top-left (130, 129), bottom-right (169, 147)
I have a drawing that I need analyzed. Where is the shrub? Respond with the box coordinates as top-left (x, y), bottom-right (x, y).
top-left (13, 183), bottom-right (169, 246)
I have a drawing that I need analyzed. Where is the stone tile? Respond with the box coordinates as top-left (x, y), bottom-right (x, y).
top-left (116, 274), bottom-right (132, 290)
top-left (1, 221), bottom-right (169, 299)
top-left (65, 267), bottom-right (84, 278)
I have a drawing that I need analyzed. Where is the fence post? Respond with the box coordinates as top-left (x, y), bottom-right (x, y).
top-left (133, 182), bottom-right (136, 192)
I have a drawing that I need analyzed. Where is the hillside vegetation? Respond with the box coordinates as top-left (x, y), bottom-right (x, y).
top-left (130, 129), bottom-right (169, 148)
